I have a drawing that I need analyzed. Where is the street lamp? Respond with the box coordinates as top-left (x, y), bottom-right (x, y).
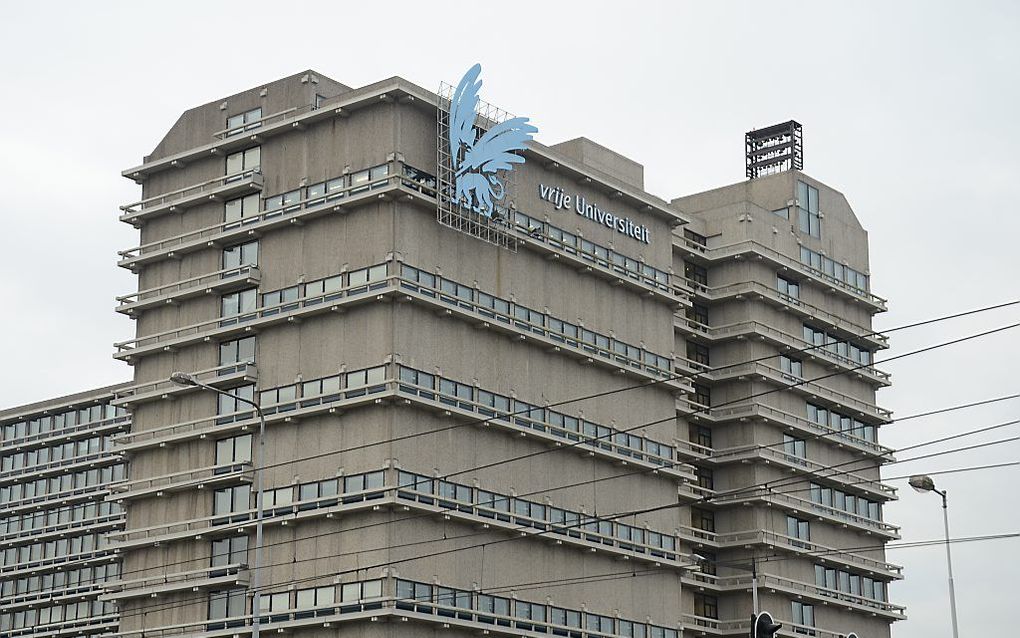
top-left (171, 372), bottom-right (267, 638)
top-left (909, 474), bottom-right (960, 638)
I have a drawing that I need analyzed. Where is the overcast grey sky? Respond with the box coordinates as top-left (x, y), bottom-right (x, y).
top-left (1, 2), bottom-right (1017, 636)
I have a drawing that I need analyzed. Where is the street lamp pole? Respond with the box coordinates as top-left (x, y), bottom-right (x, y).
top-left (909, 474), bottom-right (960, 638)
top-left (171, 372), bottom-right (266, 638)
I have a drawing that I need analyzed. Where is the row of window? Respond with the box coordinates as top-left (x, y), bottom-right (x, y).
top-left (814, 564), bottom-right (888, 602)
top-left (512, 209), bottom-right (671, 292)
top-left (0, 532), bottom-right (108, 569)
top-left (399, 263), bottom-right (674, 376)
top-left (1, 435), bottom-right (115, 474)
top-left (0, 500), bottom-right (123, 536)
top-left (806, 403), bottom-right (879, 443)
top-left (218, 263), bottom-right (389, 323)
top-left (799, 246), bottom-right (869, 293)
top-left (397, 470), bottom-right (679, 556)
top-left (223, 163), bottom-right (391, 227)
top-left (224, 108), bottom-right (262, 137)
top-left (802, 324), bottom-right (872, 366)
top-left (0, 464), bottom-right (125, 506)
top-left (1, 599), bottom-right (117, 632)
top-left (397, 365), bottom-right (678, 466)
top-left (1, 562), bottom-right (119, 600)
top-left (809, 482), bottom-right (883, 522)
top-left (1, 404), bottom-right (123, 444)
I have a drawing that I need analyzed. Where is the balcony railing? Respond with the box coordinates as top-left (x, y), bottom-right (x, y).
top-left (0, 413), bottom-right (130, 453)
top-left (675, 236), bottom-right (887, 311)
top-left (116, 161), bottom-right (409, 271)
top-left (111, 362), bottom-right (257, 408)
top-left (0, 512), bottom-right (124, 546)
top-left (677, 526), bottom-right (903, 578)
top-left (679, 278), bottom-right (889, 349)
top-left (695, 320), bottom-right (891, 386)
top-left (704, 402), bottom-right (893, 459)
top-left (119, 169), bottom-right (264, 226)
top-left (708, 444), bottom-right (897, 499)
top-left (101, 563), bottom-right (248, 601)
top-left (108, 462), bottom-right (252, 502)
top-left (704, 362), bottom-right (893, 424)
top-left (108, 575), bottom-right (681, 638)
top-left (112, 363), bottom-right (694, 484)
top-left (710, 487), bottom-right (900, 538)
top-left (116, 265), bottom-right (261, 316)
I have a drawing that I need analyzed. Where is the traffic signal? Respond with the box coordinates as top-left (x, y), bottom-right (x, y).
top-left (847, 634), bottom-right (859, 638)
top-left (750, 611), bottom-right (783, 638)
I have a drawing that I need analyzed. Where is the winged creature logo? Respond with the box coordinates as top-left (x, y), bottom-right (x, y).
top-left (449, 63), bottom-right (537, 218)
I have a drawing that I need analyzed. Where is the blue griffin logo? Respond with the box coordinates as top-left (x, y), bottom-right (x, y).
top-left (449, 63), bottom-right (537, 217)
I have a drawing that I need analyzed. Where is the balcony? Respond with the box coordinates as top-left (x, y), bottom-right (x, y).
top-left (116, 162), bottom-right (414, 272)
top-left (1, 484), bottom-right (111, 516)
top-left (0, 582), bottom-right (106, 613)
top-left (708, 444), bottom-right (897, 500)
top-left (757, 573), bottom-right (906, 620)
top-left (704, 362), bottom-right (893, 424)
top-left (4, 613), bottom-right (118, 638)
top-left (107, 462), bottom-right (252, 502)
top-left (675, 236), bottom-right (887, 312)
top-left (0, 545), bottom-right (117, 577)
top-left (107, 575), bottom-right (681, 638)
top-left (116, 265), bottom-right (261, 316)
top-left (702, 402), bottom-right (893, 460)
top-left (709, 487), bottom-right (901, 539)
top-left (111, 363), bottom-right (257, 408)
top-left (111, 363), bottom-right (695, 484)
top-left (101, 563), bottom-right (248, 601)
top-left (119, 170), bottom-right (264, 227)
top-left (0, 512), bottom-right (125, 546)
top-left (679, 278), bottom-right (889, 350)
top-left (113, 264), bottom-right (394, 362)
top-left (677, 526), bottom-right (903, 580)
top-left (689, 320), bottom-right (891, 387)
top-left (0, 413), bottom-right (130, 454)
top-left (0, 449), bottom-right (122, 485)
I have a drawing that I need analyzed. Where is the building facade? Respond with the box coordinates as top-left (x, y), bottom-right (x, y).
top-left (0, 69), bottom-right (902, 638)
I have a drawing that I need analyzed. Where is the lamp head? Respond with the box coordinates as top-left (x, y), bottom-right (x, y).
top-left (908, 474), bottom-right (936, 493)
top-left (169, 372), bottom-right (198, 387)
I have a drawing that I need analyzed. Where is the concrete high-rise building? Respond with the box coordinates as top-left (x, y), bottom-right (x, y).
top-left (0, 70), bottom-right (902, 638)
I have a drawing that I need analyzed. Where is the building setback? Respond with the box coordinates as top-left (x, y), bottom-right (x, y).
top-left (0, 69), bottom-right (902, 638)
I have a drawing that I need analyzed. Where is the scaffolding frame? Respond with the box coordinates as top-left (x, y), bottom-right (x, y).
top-left (745, 120), bottom-right (803, 179)
top-left (436, 81), bottom-right (520, 252)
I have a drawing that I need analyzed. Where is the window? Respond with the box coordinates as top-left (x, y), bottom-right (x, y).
top-left (684, 229), bottom-right (707, 246)
top-left (778, 275), bottom-right (800, 300)
top-left (217, 385), bottom-right (255, 416)
top-left (693, 594), bottom-right (718, 619)
top-left (689, 424), bottom-right (712, 449)
top-left (691, 384), bottom-right (711, 408)
top-left (797, 181), bottom-right (820, 238)
top-left (686, 303), bottom-right (709, 327)
top-left (225, 108), bottom-right (262, 136)
top-left (219, 336), bottom-right (256, 366)
top-left (695, 466), bottom-right (714, 490)
top-left (686, 342), bottom-right (710, 367)
top-left (787, 515), bottom-right (810, 544)
top-left (225, 146), bottom-right (260, 177)
top-left (691, 508), bottom-right (715, 533)
top-left (213, 485), bottom-right (251, 518)
top-left (780, 355), bottom-right (803, 378)
top-left (208, 589), bottom-right (246, 623)
top-left (297, 585), bottom-right (335, 608)
top-left (224, 194), bottom-right (260, 226)
top-left (684, 261), bottom-right (707, 287)
top-left (221, 289), bottom-right (257, 318)
top-left (772, 206), bottom-right (790, 220)
top-left (264, 189), bottom-right (302, 215)
top-left (215, 434), bottom-right (252, 467)
top-left (222, 241), bottom-right (259, 270)
top-left (791, 601), bottom-right (815, 634)
top-left (211, 536), bottom-right (248, 567)
top-left (783, 434), bottom-right (806, 460)
top-left (800, 246), bottom-right (869, 292)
